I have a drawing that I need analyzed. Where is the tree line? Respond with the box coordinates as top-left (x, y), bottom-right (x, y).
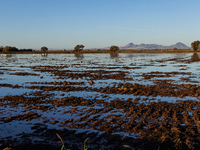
top-left (0, 44), bottom-right (120, 53)
top-left (73, 44), bottom-right (119, 52)
top-left (0, 46), bottom-right (32, 53)
top-left (1, 42), bottom-right (199, 53)
top-left (40, 43), bottom-right (200, 52)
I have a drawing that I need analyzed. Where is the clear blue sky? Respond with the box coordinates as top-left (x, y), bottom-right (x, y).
top-left (0, 0), bottom-right (200, 49)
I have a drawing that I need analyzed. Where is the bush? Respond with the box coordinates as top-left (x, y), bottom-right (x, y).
top-left (191, 41), bottom-right (200, 51)
top-left (109, 45), bottom-right (119, 52)
top-left (0, 46), bottom-right (3, 52)
top-left (2, 46), bottom-right (18, 53)
top-left (74, 45), bottom-right (85, 52)
top-left (41, 46), bottom-right (48, 52)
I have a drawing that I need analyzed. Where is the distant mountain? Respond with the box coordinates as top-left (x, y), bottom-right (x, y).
top-left (120, 42), bottom-right (191, 50)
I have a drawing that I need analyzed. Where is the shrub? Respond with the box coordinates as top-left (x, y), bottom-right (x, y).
top-left (74, 45), bottom-right (85, 52)
top-left (0, 46), bottom-right (3, 52)
top-left (109, 45), bottom-right (119, 52)
top-left (191, 41), bottom-right (200, 51)
top-left (41, 46), bottom-right (48, 52)
top-left (2, 46), bottom-right (18, 53)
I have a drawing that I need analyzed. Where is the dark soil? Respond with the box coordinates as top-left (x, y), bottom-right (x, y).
top-left (1, 54), bottom-right (200, 150)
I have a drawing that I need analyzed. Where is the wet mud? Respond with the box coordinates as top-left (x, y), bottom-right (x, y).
top-left (1, 53), bottom-right (200, 150)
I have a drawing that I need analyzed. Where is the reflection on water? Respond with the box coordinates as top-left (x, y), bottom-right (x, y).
top-left (0, 54), bottom-right (16, 57)
top-left (41, 53), bottom-right (48, 57)
top-left (128, 53), bottom-right (134, 59)
top-left (74, 53), bottom-right (84, 59)
top-left (109, 52), bottom-right (119, 59)
top-left (191, 53), bottom-right (200, 62)
top-left (1, 53), bottom-right (200, 141)
top-left (175, 53), bottom-right (186, 58)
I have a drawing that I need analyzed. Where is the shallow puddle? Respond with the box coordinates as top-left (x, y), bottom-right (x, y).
top-left (1, 53), bottom-right (200, 149)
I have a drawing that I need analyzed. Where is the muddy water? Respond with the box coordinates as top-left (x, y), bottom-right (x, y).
top-left (1, 53), bottom-right (200, 150)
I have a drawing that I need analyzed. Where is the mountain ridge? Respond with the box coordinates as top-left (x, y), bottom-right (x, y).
top-left (119, 42), bottom-right (191, 50)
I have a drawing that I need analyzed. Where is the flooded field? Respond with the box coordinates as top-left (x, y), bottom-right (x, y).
top-left (1, 53), bottom-right (200, 150)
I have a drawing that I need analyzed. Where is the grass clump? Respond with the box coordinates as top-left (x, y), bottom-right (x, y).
top-left (56, 133), bottom-right (90, 150)
top-left (56, 133), bottom-right (68, 150)
top-left (123, 145), bottom-right (135, 150)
